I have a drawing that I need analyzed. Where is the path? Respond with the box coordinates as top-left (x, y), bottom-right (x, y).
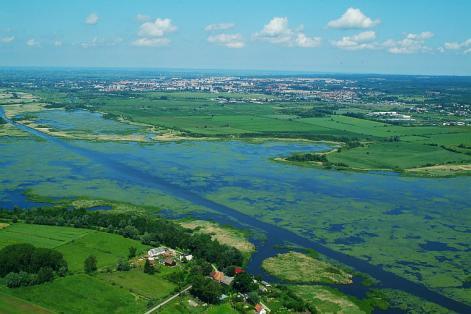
top-left (144, 285), bottom-right (192, 314)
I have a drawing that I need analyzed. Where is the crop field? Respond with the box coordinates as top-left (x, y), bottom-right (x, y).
top-left (0, 223), bottom-right (183, 313)
top-left (0, 292), bottom-right (53, 314)
top-left (98, 268), bottom-right (177, 300)
top-left (0, 274), bottom-right (146, 314)
top-left (0, 223), bottom-right (148, 272)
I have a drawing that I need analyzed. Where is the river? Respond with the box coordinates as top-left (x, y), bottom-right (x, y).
top-left (1, 107), bottom-right (470, 313)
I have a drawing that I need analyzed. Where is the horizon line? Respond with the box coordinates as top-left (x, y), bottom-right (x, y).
top-left (0, 65), bottom-right (470, 78)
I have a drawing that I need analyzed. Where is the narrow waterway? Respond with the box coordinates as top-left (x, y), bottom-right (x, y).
top-left (1, 107), bottom-right (469, 313)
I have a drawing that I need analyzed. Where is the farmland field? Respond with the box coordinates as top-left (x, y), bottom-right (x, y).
top-left (0, 223), bottom-right (148, 272)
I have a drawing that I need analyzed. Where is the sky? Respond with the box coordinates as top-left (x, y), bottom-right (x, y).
top-left (0, 0), bottom-right (470, 75)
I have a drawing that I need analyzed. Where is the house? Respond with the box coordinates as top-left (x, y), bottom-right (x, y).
top-left (210, 271), bottom-right (234, 286)
top-left (261, 281), bottom-right (271, 287)
top-left (221, 275), bottom-right (234, 286)
top-left (210, 271), bottom-right (225, 282)
top-left (234, 267), bottom-right (244, 275)
top-left (164, 257), bottom-right (176, 266)
top-left (255, 304), bottom-right (267, 314)
top-left (148, 247), bottom-right (167, 258)
top-left (181, 254), bottom-right (193, 262)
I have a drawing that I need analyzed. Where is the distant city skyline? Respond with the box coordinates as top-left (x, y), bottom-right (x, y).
top-left (1, 0), bottom-right (470, 75)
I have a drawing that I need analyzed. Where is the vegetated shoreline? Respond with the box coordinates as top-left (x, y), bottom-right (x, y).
top-left (273, 147), bottom-right (471, 178)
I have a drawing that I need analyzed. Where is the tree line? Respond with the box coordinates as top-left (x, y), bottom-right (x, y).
top-left (0, 207), bottom-right (243, 269)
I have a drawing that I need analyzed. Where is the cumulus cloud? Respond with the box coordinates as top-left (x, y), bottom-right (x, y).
top-left (85, 13), bottom-right (99, 25)
top-left (205, 23), bottom-right (235, 32)
top-left (138, 18), bottom-right (177, 37)
top-left (0, 36), bottom-right (15, 44)
top-left (132, 37), bottom-right (170, 47)
top-left (328, 8), bottom-right (380, 29)
top-left (26, 38), bottom-right (40, 47)
top-left (443, 38), bottom-right (471, 54)
top-left (254, 17), bottom-right (321, 48)
top-left (383, 32), bottom-right (433, 54)
top-left (133, 18), bottom-right (176, 47)
top-left (80, 37), bottom-right (123, 48)
top-left (207, 33), bottom-right (244, 48)
top-left (331, 31), bottom-right (377, 50)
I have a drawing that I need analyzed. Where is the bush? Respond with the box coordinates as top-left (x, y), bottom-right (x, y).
top-left (84, 255), bottom-right (97, 274)
top-left (36, 267), bottom-right (54, 284)
top-left (144, 259), bottom-right (154, 274)
top-left (5, 271), bottom-right (34, 288)
top-left (116, 259), bottom-right (131, 272)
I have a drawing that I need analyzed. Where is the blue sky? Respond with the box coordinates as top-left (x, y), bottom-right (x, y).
top-left (0, 0), bottom-right (470, 75)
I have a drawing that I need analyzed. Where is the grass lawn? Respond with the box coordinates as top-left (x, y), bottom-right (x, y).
top-left (56, 230), bottom-right (148, 272)
top-left (262, 251), bottom-right (352, 284)
top-left (0, 292), bottom-right (53, 314)
top-left (0, 274), bottom-right (146, 314)
top-left (98, 268), bottom-right (177, 300)
top-left (158, 295), bottom-right (239, 314)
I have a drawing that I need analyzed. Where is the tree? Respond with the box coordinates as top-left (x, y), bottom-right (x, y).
top-left (128, 246), bottom-right (137, 259)
top-left (232, 272), bottom-right (257, 293)
top-left (36, 267), bottom-right (54, 284)
top-left (190, 275), bottom-right (222, 304)
top-left (84, 255), bottom-right (97, 274)
top-left (247, 291), bottom-right (260, 305)
top-left (116, 259), bottom-right (130, 271)
top-left (143, 259), bottom-right (154, 274)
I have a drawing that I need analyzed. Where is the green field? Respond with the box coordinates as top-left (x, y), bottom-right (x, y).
top-left (0, 274), bottom-right (146, 314)
top-left (290, 285), bottom-right (366, 314)
top-left (0, 223), bottom-right (188, 313)
top-left (262, 251), bottom-right (352, 284)
top-left (98, 268), bottom-right (177, 300)
top-left (0, 223), bottom-right (148, 272)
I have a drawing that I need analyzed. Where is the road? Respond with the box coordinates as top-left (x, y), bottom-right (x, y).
top-left (144, 285), bottom-right (192, 314)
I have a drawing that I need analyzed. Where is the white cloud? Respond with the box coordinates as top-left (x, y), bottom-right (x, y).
top-left (53, 40), bottom-right (62, 47)
top-left (328, 8), bottom-right (380, 29)
top-left (80, 37), bottom-right (123, 48)
top-left (208, 33), bottom-right (244, 48)
top-left (26, 38), bottom-right (40, 47)
top-left (254, 17), bottom-right (321, 48)
top-left (383, 32), bottom-right (433, 54)
top-left (132, 37), bottom-right (170, 47)
top-left (205, 23), bottom-right (235, 32)
top-left (0, 36), bottom-right (15, 44)
top-left (134, 18), bottom-right (176, 47)
top-left (332, 31), bottom-right (377, 50)
top-left (295, 33), bottom-right (321, 48)
top-left (136, 14), bottom-right (150, 23)
top-left (138, 18), bottom-right (177, 37)
top-left (443, 38), bottom-right (471, 54)
top-left (85, 13), bottom-right (99, 25)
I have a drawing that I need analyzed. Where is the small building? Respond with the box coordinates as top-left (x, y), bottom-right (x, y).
top-left (221, 275), bottom-right (234, 286)
top-left (210, 271), bottom-right (224, 282)
top-left (148, 247), bottom-right (167, 258)
top-left (234, 267), bottom-right (244, 275)
top-left (163, 257), bottom-right (176, 266)
top-left (261, 281), bottom-right (271, 287)
top-left (210, 271), bottom-right (233, 285)
top-left (182, 254), bottom-right (193, 262)
top-left (255, 304), bottom-right (267, 314)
